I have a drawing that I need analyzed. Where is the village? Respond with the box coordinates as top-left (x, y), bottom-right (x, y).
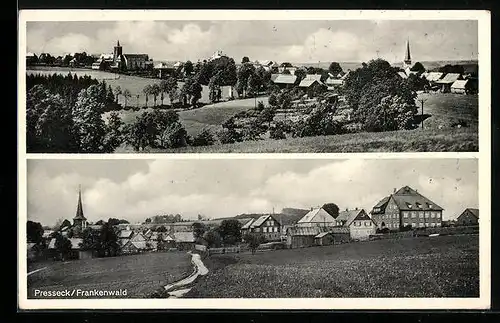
top-left (27, 184), bottom-right (479, 262)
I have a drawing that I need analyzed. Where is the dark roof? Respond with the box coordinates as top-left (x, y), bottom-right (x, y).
top-left (372, 186), bottom-right (443, 214)
top-left (464, 208), bottom-right (479, 218)
top-left (337, 209), bottom-right (370, 226)
top-left (73, 188), bottom-right (86, 220)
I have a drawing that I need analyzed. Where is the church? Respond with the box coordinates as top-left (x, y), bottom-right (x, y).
top-left (92, 40), bottom-right (152, 71)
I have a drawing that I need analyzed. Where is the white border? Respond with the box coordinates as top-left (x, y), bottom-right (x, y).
top-left (18, 9), bottom-right (491, 310)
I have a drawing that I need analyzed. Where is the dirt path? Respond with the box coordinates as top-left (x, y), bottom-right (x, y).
top-left (27, 267), bottom-right (47, 276)
top-left (164, 252), bottom-right (208, 298)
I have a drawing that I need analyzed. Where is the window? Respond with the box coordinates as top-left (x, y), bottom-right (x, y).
top-left (254, 228), bottom-right (260, 232)
top-left (403, 211), bottom-right (409, 218)
top-left (411, 223), bottom-right (416, 227)
top-left (436, 223), bottom-right (441, 227)
top-left (430, 213), bottom-right (435, 218)
top-left (411, 212), bottom-right (416, 218)
top-left (416, 203), bottom-right (422, 209)
top-left (429, 204), bottom-right (433, 209)
top-left (263, 227), bottom-right (267, 233)
top-left (407, 203), bottom-right (413, 209)
top-left (419, 212), bottom-right (424, 219)
top-left (419, 223), bottom-right (424, 228)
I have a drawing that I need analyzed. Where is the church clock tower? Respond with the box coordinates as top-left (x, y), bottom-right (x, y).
top-left (113, 40), bottom-right (123, 62)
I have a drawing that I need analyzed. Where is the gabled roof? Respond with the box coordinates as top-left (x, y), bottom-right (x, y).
top-left (464, 208), bottom-right (479, 218)
top-left (451, 80), bottom-right (468, 89)
top-left (118, 230), bottom-right (134, 239)
top-left (287, 226), bottom-right (325, 236)
top-left (173, 61), bottom-right (183, 67)
top-left (241, 218), bottom-right (255, 229)
top-left (48, 238), bottom-right (83, 250)
top-left (173, 231), bottom-right (195, 243)
top-left (131, 241), bottom-right (149, 250)
top-left (130, 233), bottom-right (146, 242)
top-left (270, 74), bottom-right (280, 82)
top-left (337, 209), bottom-right (362, 226)
top-left (251, 215), bottom-right (273, 228)
top-left (436, 73), bottom-right (462, 84)
top-left (304, 74), bottom-right (323, 83)
top-left (392, 186), bottom-right (444, 211)
top-left (424, 72), bottom-right (444, 82)
top-left (297, 208), bottom-right (336, 224)
top-left (123, 54), bottom-right (149, 59)
top-left (315, 232), bottom-right (330, 238)
top-left (325, 78), bottom-right (343, 85)
top-left (299, 79), bottom-right (321, 88)
top-left (397, 71), bottom-right (408, 79)
top-left (273, 74), bottom-right (297, 84)
top-left (341, 209), bottom-right (372, 227)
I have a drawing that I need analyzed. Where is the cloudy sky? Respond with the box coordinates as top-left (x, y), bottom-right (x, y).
top-left (26, 20), bottom-right (478, 63)
top-left (26, 158), bottom-right (478, 227)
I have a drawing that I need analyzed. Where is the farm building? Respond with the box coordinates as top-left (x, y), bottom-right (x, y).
top-left (154, 62), bottom-right (176, 79)
top-left (456, 208), bottom-right (479, 226)
top-left (173, 231), bottom-right (196, 250)
top-left (248, 214), bottom-right (282, 241)
top-left (296, 207), bottom-right (338, 228)
top-left (272, 74), bottom-right (297, 89)
top-left (285, 226), bottom-right (350, 248)
top-left (435, 73), bottom-right (463, 93)
top-left (451, 79), bottom-right (475, 94)
top-left (337, 208), bottom-right (376, 241)
top-left (424, 72), bottom-right (444, 83)
top-left (314, 232), bottom-right (335, 246)
top-left (120, 240), bottom-right (140, 254)
top-left (371, 186), bottom-right (444, 230)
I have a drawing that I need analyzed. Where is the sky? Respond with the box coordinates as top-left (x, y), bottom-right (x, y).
top-left (26, 20), bottom-right (478, 63)
top-left (26, 158), bottom-right (478, 227)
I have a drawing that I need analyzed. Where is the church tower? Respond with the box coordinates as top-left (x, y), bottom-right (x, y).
top-left (403, 38), bottom-right (412, 69)
top-left (73, 185), bottom-right (87, 229)
top-left (113, 40), bottom-right (123, 62)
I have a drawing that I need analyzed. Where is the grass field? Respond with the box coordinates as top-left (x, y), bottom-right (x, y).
top-left (187, 235), bottom-right (479, 298)
top-left (149, 126), bottom-right (478, 153)
top-left (417, 93), bottom-right (478, 129)
top-left (27, 251), bottom-right (192, 298)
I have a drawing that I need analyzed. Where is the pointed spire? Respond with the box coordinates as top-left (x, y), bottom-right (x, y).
top-left (74, 185), bottom-right (86, 220)
top-left (404, 38), bottom-right (411, 64)
top-left (117, 40), bottom-right (121, 47)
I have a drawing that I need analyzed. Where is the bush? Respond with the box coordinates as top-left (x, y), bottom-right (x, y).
top-left (217, 128), bottom-right (242, 144)
top-left (156, 122), bottom-right (188, 149)
top-left (270, 122), bottom-right (287, 140)
top-left (192, 129), bottom-right (215, 146)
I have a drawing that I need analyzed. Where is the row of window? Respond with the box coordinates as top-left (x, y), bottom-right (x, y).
top-left (379, 211), bottom-right (441, 220)
top-left (353, 221), bottom-right (372, 227)
top-left (261, 227), bottom-right (279, 233)
top-left (385, 222), bottom-right (442, 229)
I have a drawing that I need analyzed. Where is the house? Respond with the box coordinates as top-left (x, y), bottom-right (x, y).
top-left (296, 207), bottom-right (337, 228)
top-left (272, 74), bottom-right (298, 89)
top-left (48, 237), bottom-right (89, 260)
top-left (286, 226), bottom-right (350, 248)
top-left (120, 240), bottom-right (140, 254)
top-left (435, 73), bottom-right (463, 93)
top-left (154, 62), bottom-right (176, 79)
top-left (123, 54), bottom-right (151, 70)
top-left (456, 208), bottom-right (479, 226)
top-left (314, 232), bottom-right (334, 246)
top-left (371, 186), bottom-right (444, 230)
top-left (173, 231), bottom-right (196, 250)
top-left (240, 218), bottom-right (255, 237)
top-left (336, 208), bottom-right (376, 241)
top-left (249, 214), bottom-right (282, 241)
top-left (451, 80), bottom-right (471, 94)
top-left (26, 52), bottom-right (37, 66)
top-left (424, 72), bottom-right (444, 83)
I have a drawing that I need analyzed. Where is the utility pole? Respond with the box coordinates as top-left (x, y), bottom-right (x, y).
top-left (417, 97), bottom-right (427, 129)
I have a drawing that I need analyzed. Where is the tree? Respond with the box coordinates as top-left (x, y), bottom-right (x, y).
top-left (218, 219), bottom-right (242, 246)
top-left (106, 85), bottom-right (115, 104)
top-left (181, 77), bottom-right (202, 107)
top-left (157, 122), bottom-right (188, 148)
top-left (184, 60), bottom-right (194, 76)
top-left (27, 221), bottom-right (44, 244)
top-left (203, 229), bottom-right (222, 248)
top-left (192, 128), bottom-right (215, 146)
top-left (294, 68), bottom-right (307, 84)
top-left (258, 106), bottom-right (276, 128)
top-left (143, 84), bottom-right (152, 107)
top-left (107, 218), bottom-right (122, 226)
top-left (241, 56), bottom-right (250, 64)
top-left (193, 222), bottom-right (207, 241)
top-left (54, 233), bottom-right (72, 261)
top-left (244, 233), bottom-right (264, 255)
top-left (322, 203), bottom-right (340, 218)
top-left (115, 86), bottom-right (122, 104)
top-left (99, 222), bottom-right (119, 257)
top-left (150, 83), bottom-right (161, 107)
top-left (160, 77), bottom-right (178, 105)
top-left (363, 94), bottom-right (418, 132)
top-left (103, 111), bottom-right (124, 152)
top-left (269, 121), bottom-right (287, 140)
top-left (122, 89), bottom-right (132, 107)
top-left (72, 85), bottom-right (108, 152)
top-left (328, 62), bottom-right (343, 76)
top-left (410, 62), bottom-right (426, 74)
top-left (80, 227), bottom-right (100, 253)
top-left (26, 85), bottom-right (79, 153)
top-left (438, 64), bottom-right (464, 75)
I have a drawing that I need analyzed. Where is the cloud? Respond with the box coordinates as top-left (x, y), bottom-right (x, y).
top-left (27, 159), bottom-right (478, 227)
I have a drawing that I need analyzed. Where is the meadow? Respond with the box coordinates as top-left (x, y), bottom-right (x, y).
top-left (187, 234), bottom-right (479, 298)
top-left (148, 127), bottom-right (478, 153)
top-left (416, 93), bottom-right (478, 129)
top-left (27, 251), bottom-right (192, 298)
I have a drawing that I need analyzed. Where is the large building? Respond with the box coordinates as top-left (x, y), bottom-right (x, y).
top-left (370, 186), bottom-right (444, 230)
top-left (93, 40), bottom-right (151, 71)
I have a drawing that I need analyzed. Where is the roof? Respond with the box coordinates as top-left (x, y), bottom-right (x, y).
top-left (424, 72), bottom-right (443, 82)
top-left (74, 188), bottom-right (86, 220)
top-left (397, 71), bottom-right (408, 79)
top-left (297, 208), bottom-right (336, 224)
top-left (392, 186), bottom-right (444, 211)
top-left (154, 62), bottom-right (175, 69)
top-left (273, 74), bottom-right (297, 84)
top-left (338, 209), bottom-right (372, 227)
top-left (48, 238), bottom-right (83, 250)
top-left (463, 208), bottom-right (479, 218)
top-left (42, 230), bottom-right (54, 238)
top-left (119, 230), bottom-right (134, 238)
top-left (315, 232), bottom-right (330, 238)
top-left (131, 241), bottom-right (149, 250)
top-left (371, 196), bottom-right (390, 214)
top-left (304, 74), bottom-right (323, 83)
top-left (326, 78), bottom-right (344, 86)
top-left (251, 215), bottom-right (272, 228)
top-left (436, 73), bottom-right (462, 84)
top-left (241, 218), bottom-right (255, 229)
top-left (27, 242), bottom-right (37, 249)
top-left (173, 231), bottom-right (195, 243)
top-left (287, 226), bottom-right (325, 236)
top-left (451, 80), bottom-right (469, 89)
top-left (173, 61), bottom-right (183, 67)
top-left (270, 74), bottom-right (280, 82)
top-left (299, 79), bottom-right (321, 88)
top-left (123, 54), bottom-right (149, 59)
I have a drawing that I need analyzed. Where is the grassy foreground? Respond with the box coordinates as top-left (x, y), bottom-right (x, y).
top-left (187, 235), bottom-right (479, 298)
top-left (27, 251), bottom-right (192, 298)
top-left (149, 127), bottom-right (478, 153)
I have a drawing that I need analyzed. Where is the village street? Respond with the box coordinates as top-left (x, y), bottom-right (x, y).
top-left (164, 252), bottom-right (209, 298)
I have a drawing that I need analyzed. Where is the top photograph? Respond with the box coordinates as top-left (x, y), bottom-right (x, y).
top-left (21, 14), bottom-right (483, 153)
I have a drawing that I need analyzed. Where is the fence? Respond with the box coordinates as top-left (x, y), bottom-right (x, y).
top-left (370, 225), bottom-right (479, 241)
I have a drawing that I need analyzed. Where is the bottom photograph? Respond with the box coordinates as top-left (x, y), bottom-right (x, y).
top-left (24, 158), bottom-right (479, 299)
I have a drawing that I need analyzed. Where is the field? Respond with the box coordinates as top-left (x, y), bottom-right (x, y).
top-left (149, 127), bottom-right (478, 153)
top-left (26, 67), bottom-right (231, 106)
top-left (27, 251), bottom-right (192, 298)
top-left (417, 93), bottom-right (478, 129)
top-left (187, 235), bottom-right (479, 298)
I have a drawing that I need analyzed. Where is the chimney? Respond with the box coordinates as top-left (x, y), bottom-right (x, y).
top-left (355, 207), bottom-right (358, 210)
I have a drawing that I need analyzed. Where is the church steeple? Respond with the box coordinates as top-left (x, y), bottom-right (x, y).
top-left (117, 40), bottom-right (120, 47)
top-left (404, 38), bottom-right (412, 67)
top-left (73, 185), bottom-right (87, 229)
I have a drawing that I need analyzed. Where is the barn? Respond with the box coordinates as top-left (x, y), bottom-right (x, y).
top-left (456, 208), bottom-right (479, 226)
